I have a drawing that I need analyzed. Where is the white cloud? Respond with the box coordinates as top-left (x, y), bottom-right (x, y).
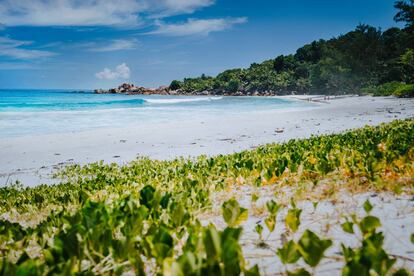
top-left (89, 39), bottom-right (140, 52)
top-left (95, 63), bottom-right (131, 80)
top-left (149, 17), bottom-right (247, 36)
top-left (0, 0), bottom-right (143, 27)
top-left (149, 0), bottom-right (214, 17)
top-left (0, 0), bottom-right (215, 27)
top-left (0, 36), bottom-right (56, 59)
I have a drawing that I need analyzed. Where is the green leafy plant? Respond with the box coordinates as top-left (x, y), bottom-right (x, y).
top-left (286, 206), bottom-right (302, 233)
top-left (222, 199), bottom-right (248, 228)
top-left (297, 230), bottom-right (332, 267)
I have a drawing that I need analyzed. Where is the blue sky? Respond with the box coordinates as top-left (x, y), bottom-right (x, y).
top-left (0, 0), bottom-right (403, 89)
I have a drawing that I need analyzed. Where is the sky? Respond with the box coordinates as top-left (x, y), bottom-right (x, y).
top-left (0, 0), bottom-right (404, 89)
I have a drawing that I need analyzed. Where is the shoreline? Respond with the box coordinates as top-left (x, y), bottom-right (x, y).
top-left (0, 95), bottom-right (413, 187)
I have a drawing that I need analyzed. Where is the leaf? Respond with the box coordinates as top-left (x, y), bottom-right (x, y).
top-left (160, 193), bottom-right (171, 209)
top-left (363, 199), bottom-right (373, 213)
top-left (341, 221), bottom-right (354, 234)
top-left (277, 240), bottom-right (301, 264)
top-left (163, 258), bottom-right (183, 276)
top-left (286, 208), bottom-right (301, 233)
top-left (287, 268), bottom-right (311, 276)
top-left (358, 215), bottom-right (381, 235)
top-left (341, 244), bottom-right (355, 261)
top-left (255, 224), bottom-right (263, 237)
top-left (251, 193), bottom-right (259, 203)
top-left (222, 198), bottom-right (248, 227)
top-left (297, 230), bottom-right (332, 267)
top-left (171, 203), bottom-right (188, 227)
top-left (393, 268), bottom-right (409, 276)
top-left (244, 264), bottom-right (260, 276)
top-left (266, 200), bottom-right (281, 215)
top-left (203, 225), bottom-right (221, 258)
top-left (265, 215), bottom-right (276, 233)
top-left (411, 233), bottom-right (414, 244)
top-left (140, 185), bottom-right (156, 208)
top-left (153, 227), bottom-right (174, 260)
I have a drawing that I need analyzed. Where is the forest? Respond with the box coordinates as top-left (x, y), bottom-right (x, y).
top-left (169, 1), bottom-right (414, 97)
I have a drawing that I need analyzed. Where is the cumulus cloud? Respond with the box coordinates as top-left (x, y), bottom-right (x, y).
top-left (0, 0), bottom-right (215, 27)
top-left (149, 17), bottom-right (247, 36)
top-left (89, 39), bottom-right (140, 52)
top-left (0, 36), bottom-right (56, 59)
top-left (95, 63), bottom-right (131, 80)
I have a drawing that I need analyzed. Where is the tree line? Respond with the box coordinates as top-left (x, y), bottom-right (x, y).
top-left (169, 1), bottom-right (414, 97)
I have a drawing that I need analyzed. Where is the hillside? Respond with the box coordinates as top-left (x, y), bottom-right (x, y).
top-left (169, 1), bottom-right (414, 96)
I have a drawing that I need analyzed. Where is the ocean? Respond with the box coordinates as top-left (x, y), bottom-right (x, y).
top-left (0, 89), bottom-right (311, 138)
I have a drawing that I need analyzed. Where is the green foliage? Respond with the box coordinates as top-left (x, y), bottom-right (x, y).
top-left (255, 224), bottom-right (263, 240)
top-left (277, 240), bottom-right (301, 264)
top-left (226, 79), bottom-right (241, 92)
top-left (341, 220), bottom-right (355, 234)
top-left (297, 230), bottom-right (332, 267)
top-left (0, 119), bottom-right (413, 274)
top-left (168, 4), bottom-right (414, 96)
top-left (222, 199), bottom-right (248, 227)
top-left (169, 80), bottom-right (181, 90)
top-left (264, 215), bottom-right (276, 233)
top-left (342, 212), bottom-right (397, 276)
top-left (266, 200), bottom-right (281, 215)
top-left (394, 0), bottom-right (414, 28)
top-left (287, 268), bottom-right (311, 276)
top-left (363, 199), bottom-right (373, 213)
top-left (286, 207), bottom-right (302, 233)
top-left (394, 83), bottom-right (414, 97)
top-left (365, 81), bottom-right (414, 97)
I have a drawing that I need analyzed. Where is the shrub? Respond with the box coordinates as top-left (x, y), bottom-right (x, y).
top-left (365, 82), bottom-right (414, 98)
top-left (394, 83), bottom-right (414, 98)
top-left (169, 80), bottom-right (182, 90)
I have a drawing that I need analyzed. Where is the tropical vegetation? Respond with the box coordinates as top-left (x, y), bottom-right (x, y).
top-left (169, 1), bottom-right (414, 96)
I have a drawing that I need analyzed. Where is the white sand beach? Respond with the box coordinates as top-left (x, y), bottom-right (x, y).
top-left (0, 95), bottom-right (413, 187)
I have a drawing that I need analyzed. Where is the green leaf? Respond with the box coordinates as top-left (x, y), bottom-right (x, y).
top-left (266, 200), bottom-right (281, 215)
top-left (203, 225), bottom-right (221, 258)
top-left (251, 193), bottom-right (259, 203)
top-left (171, 203), bottom-right (189, 227)
top-left (287, 268), bottom-right (311, 276)
top-left (163, 258), bottom-right (183, 276)
top-left (411, 233), bottom-right (414, 244)
top-left (244, 264), bottom-right (260, 276)
top-left (255, 224), bottom-right (263, 237)
top-left (341, 221), bottom-right (354, 234)
top-left (277, 240), bottom-right (301, 264)
top-left (393, 268), bottom-right (409, 276)
top-left (265, 215), bottom-right (276, 233)
top-left (363, 199), bottom-right (373, 213)
top-left (222, 198), bottom-right (248, 227)
top-left (297, 230), bottom-right (332, 267)
top-left (358, 215), bottom-right (381, 235)
top-left (286, 208), bottom-right (301, 233)
top-left (140, 185), bottom-right (156, 208)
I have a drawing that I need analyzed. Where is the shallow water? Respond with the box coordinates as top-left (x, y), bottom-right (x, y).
top-left (0, 90), bottom-right (311, 138)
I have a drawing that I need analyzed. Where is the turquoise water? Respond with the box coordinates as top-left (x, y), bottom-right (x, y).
top-left (0, 90), bottom-right (311, 137)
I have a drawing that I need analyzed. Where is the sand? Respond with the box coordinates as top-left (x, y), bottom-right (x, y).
top-left (0, 95), bottom-right (413, 187)
top-left (1, 95), bottom-right (414, 275)
top-left (201, 186), bottom-right (414, 275)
